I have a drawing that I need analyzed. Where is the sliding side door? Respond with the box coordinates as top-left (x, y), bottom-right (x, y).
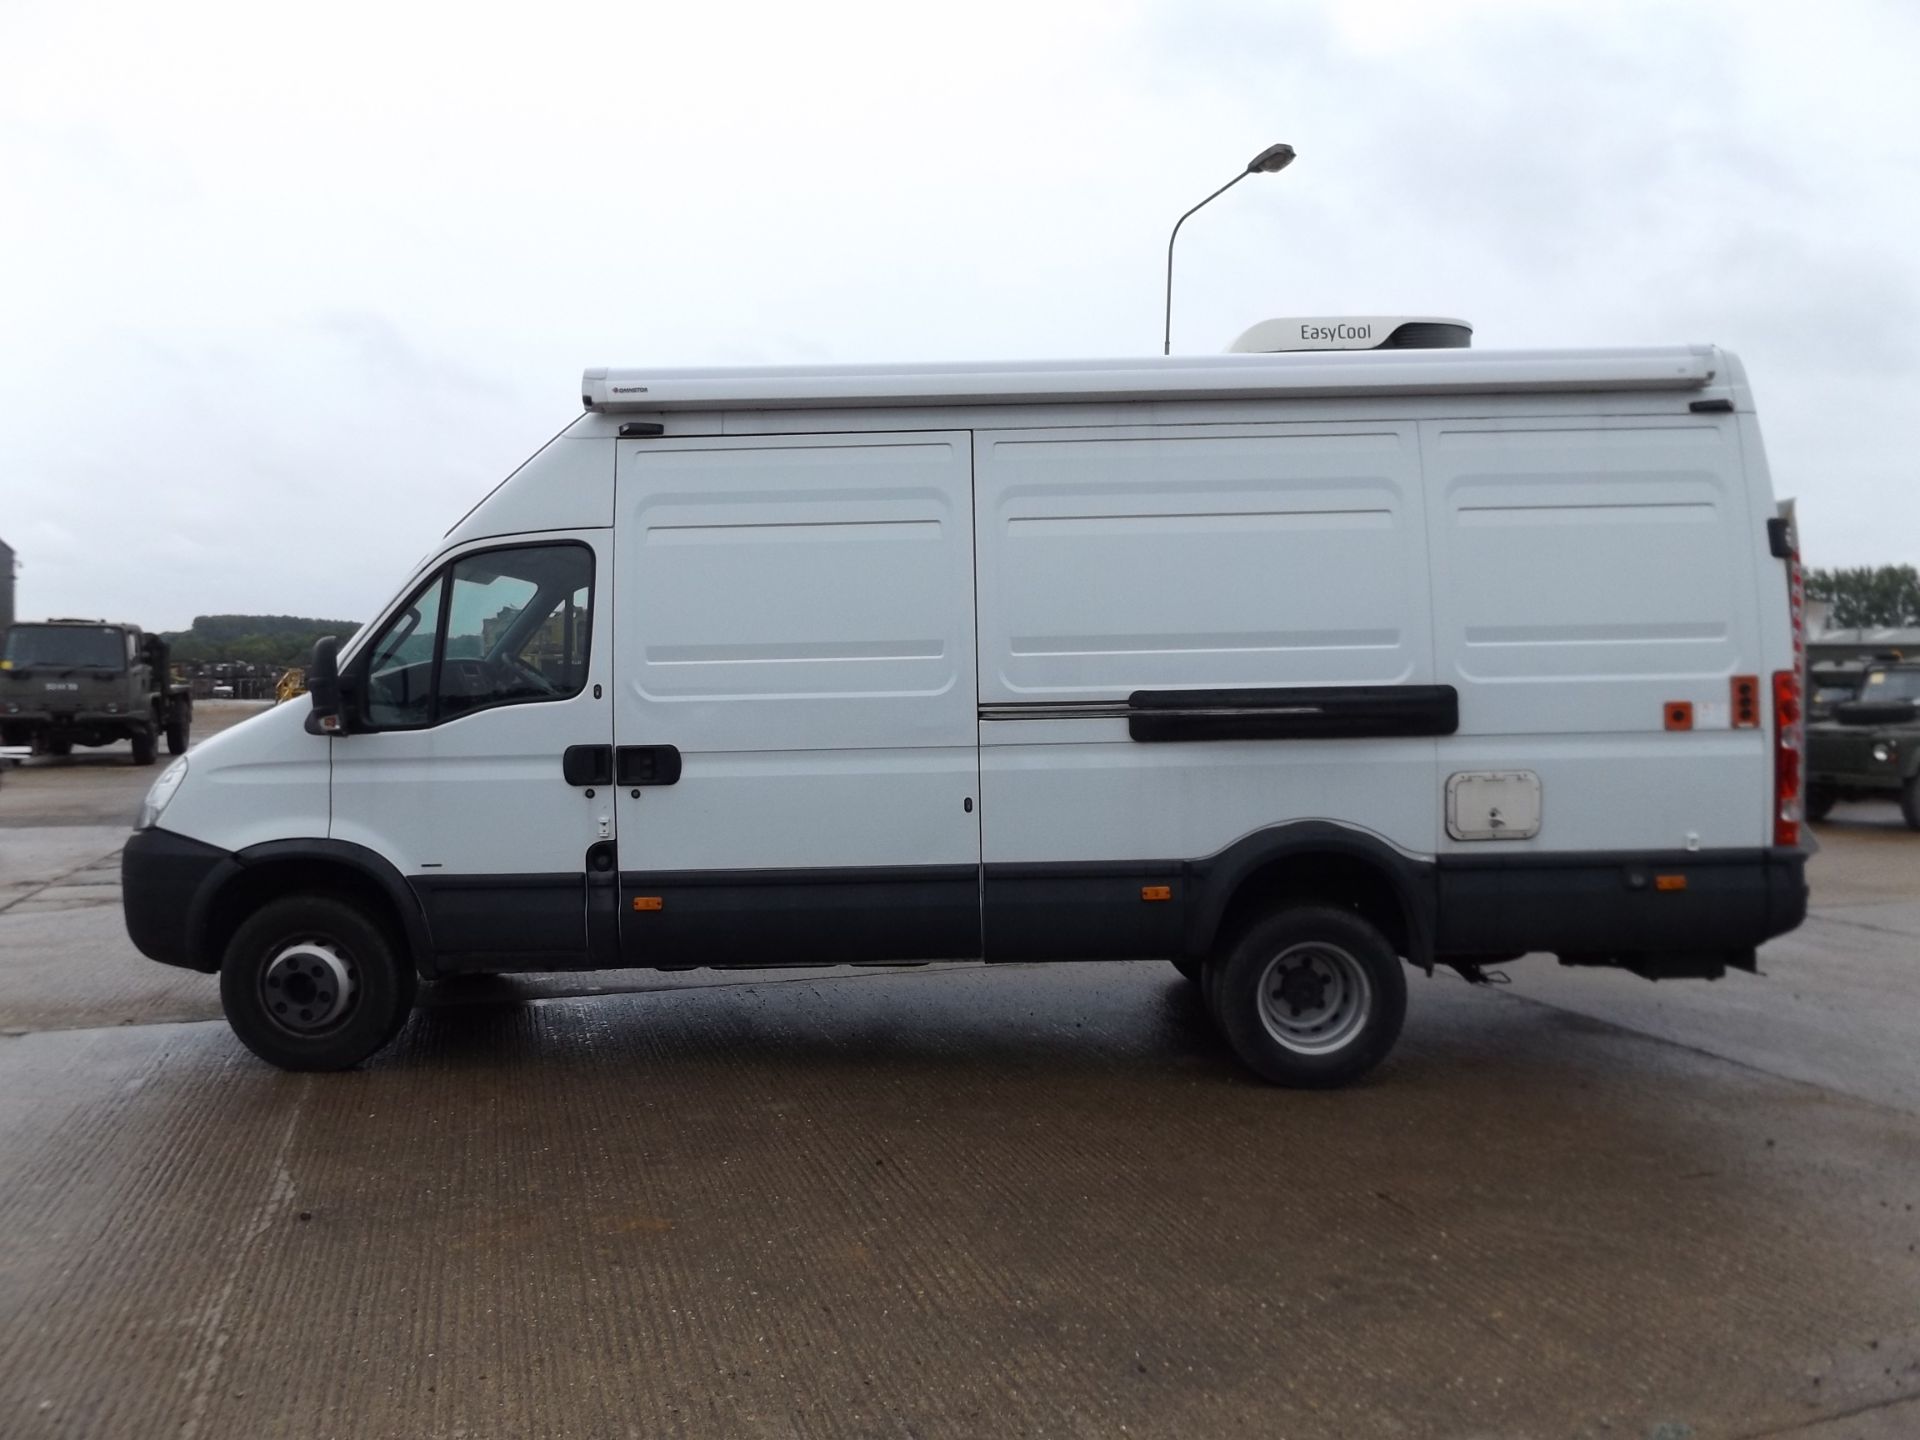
top-left (610, 431), bottom-right (982, 966)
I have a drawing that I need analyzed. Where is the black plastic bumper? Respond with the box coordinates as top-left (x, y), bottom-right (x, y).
top-left (122, 827), bottom-right (232, 972)
top-left (1434, 846), bottom-right (1809, 969)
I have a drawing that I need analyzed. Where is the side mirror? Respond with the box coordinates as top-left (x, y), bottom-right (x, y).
top-left (306, 636), bottom-right (347, 735)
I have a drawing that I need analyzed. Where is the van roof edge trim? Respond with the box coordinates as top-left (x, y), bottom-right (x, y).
top-left (582, 347), bottom-right (1717, 413)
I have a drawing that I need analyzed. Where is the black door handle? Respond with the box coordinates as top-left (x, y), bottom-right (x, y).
top-left (617, 745), bottom-right (682, 787)
top-left (562, 745), bottom-right (612, 787)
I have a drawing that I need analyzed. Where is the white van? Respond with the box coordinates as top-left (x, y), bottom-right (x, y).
top-left (123, 322), bottom-right (1810, 1085)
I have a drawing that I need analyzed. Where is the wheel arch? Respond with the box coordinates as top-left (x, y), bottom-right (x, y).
top-left (192, 840), bottom-right (433, 978)
top-left (1186, 822), bottom-right (1436, 969)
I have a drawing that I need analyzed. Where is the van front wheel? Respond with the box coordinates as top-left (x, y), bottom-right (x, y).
top-left (219, 895), bottom-right (416, 1071)
top-left (1209, 906), bottom-right (1406, 1088)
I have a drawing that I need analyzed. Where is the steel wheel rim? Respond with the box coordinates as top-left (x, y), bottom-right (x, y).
top-left (1256, 941), bottom-right (1372, 1055)
top-left (259, 940), bottom-right (357, 1036)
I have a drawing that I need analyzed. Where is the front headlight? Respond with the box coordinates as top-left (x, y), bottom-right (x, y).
top-left (136, 756), bottom-right (189, 831)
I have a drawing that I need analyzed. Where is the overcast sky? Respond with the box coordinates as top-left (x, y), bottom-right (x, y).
top-left (3, 0), bottom-right (1917, 630)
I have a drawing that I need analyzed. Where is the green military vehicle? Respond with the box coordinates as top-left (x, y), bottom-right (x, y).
top-left (1806, 660), bottom-right (1920, 829)
top-left (0, 619), bottom-right (192, 766)
top-left (1808, 658), bottom-right (1868, 722)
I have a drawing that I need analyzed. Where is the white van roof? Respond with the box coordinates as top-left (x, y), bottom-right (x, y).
top-left (582, 346), bottom-right (1718, 414)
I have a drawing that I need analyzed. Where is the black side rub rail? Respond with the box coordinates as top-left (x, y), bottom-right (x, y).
top-left (977, 686), bottom-right (1460, 741)
top-left (1126, 685), bottom-right (1459, 742)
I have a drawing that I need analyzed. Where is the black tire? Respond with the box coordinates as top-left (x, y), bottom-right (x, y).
top-left (1169, 957), bottom-right (1203, 984)
top-left (1805, 784), bottom-right (1837, 823)
top-left (1202, 953), bottom-right (1225, 1017)
top-left (1903, 775), bottom-right (1920, 833)
top-left (165, 716), bottom-right (189, 756)
top-left (1209, 905), bottom-right (1407, 1088)
top-left (220, 894), bottom-right (417, 1071)
top-left (130, 726), bottom-right (157, 766)
top-left (42, 738), bottom-right (72, 757)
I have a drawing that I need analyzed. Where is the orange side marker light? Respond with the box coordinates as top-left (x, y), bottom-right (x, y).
top-left (633, 896), bottom-right (664, 912)
top-left (1141, 885), bottom-right (1172, 903)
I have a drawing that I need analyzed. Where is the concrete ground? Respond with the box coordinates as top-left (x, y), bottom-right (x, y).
top-left (2, 711), bottom-right (1918, 1439)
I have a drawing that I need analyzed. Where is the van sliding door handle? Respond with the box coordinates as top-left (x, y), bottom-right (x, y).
top-left (616, 745), bottom-right (682, 787)
top-left (562, 745), bottom-right (613, 787)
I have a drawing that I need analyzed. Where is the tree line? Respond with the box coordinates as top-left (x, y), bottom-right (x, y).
top-left (1805, 566), bottom-right (1920, 631)
top-left (161, 615), bottom-right (359, 669)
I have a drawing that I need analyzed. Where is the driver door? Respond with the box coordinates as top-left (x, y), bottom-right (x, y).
top-left (328, 533), bottom-right (615, 972)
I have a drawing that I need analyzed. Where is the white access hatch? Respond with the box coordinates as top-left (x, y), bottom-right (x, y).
top-left (1446, 771), bottom-right (1544, 841)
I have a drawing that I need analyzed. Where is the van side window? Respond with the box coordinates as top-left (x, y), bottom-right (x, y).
top-left (438, 545), bottom-right (594, 721)
top-left (360, 543), bottom-right (593, 730)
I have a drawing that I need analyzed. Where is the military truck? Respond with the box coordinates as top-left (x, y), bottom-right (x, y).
top-left (0, 619), bottom-right (191, 765)
top-left (1808, 659), bottom-right (1867, 722)
top-left (1806, 660), bottom-right (1920, 829)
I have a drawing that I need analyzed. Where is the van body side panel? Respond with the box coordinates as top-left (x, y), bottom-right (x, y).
top-left (972, 422), bottom-right (1438, 955)
top-left (1425, 417), bottom-right (1757, 732)
top-left (1424, 415), bottom-right (1771, 855)
top-left (442, 435), bottom-right (615, 548)
top-left (610, 433), bottom-right (982, 965)
top-left (150, 694), bottom-right (332, 854)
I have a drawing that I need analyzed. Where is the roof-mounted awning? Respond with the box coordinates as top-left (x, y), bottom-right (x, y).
top-left (582, 346), bottom-right (1718, 414)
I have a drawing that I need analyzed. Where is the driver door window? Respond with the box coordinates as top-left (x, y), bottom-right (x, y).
top-left (361, 544), bottom-right (593, 729)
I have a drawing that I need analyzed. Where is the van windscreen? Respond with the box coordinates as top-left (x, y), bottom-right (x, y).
top-left (1864, 669), bottom-right (1920, 702)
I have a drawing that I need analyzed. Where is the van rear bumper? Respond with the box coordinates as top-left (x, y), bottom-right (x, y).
top-left (1433, 846), bottom-right (1808, 972)
top-left (122, 827), bottom-right (231, 972)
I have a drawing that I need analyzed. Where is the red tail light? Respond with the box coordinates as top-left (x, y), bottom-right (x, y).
top-left (1773, 668), bottom-right (1802, 847)
top-left (1771, 521), bottom-right (1805, 847)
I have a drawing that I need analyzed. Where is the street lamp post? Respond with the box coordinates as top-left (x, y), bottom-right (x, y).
top-left (1163, 143), bottom-right (1296, 355)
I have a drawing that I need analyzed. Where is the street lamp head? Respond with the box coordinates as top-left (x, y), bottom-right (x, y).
top-left (1246, 143), bottom-right (1297, 174)
top-left (1163, 142), bottom-right (1298, 354)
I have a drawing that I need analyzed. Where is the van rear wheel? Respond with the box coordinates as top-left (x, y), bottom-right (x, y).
top-left (1209, 905), bottom-right (1406, 1088)
top-left (220, 895), bottom-right (416, 1071)
top-left (1902, 776), bottom-right (1920, 832)
top-left (1805, 784), bottom-right (1837, 823)
top-left (165, 716), bottom-right (189, 755)
top-left (130, 727), bottom-right (157, 766)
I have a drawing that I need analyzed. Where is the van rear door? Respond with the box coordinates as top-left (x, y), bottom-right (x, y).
top-left (608, 432), bottom-right (982, 966)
